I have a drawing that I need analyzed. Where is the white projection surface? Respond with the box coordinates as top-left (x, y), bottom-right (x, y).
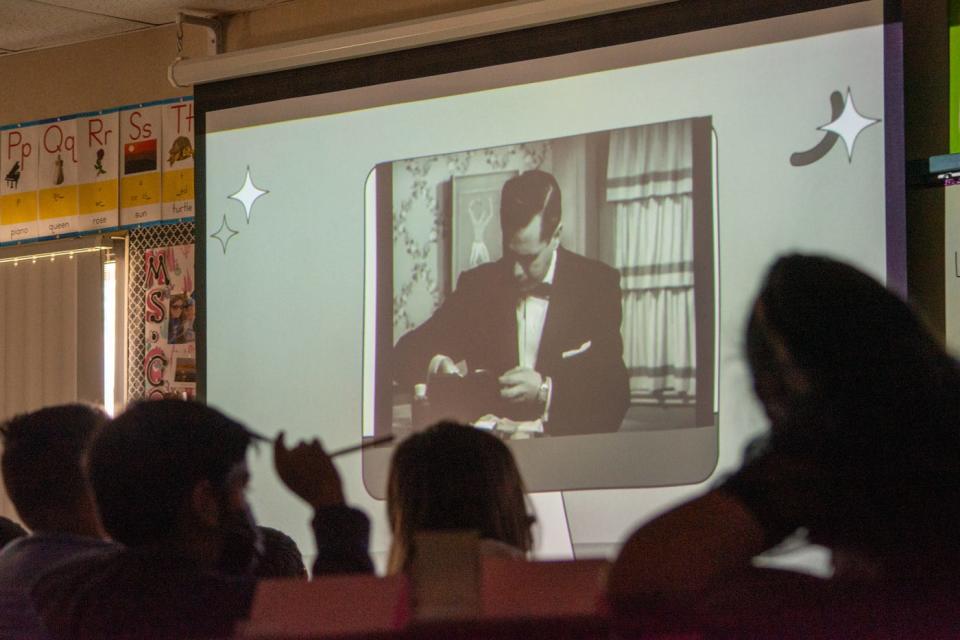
top-left (205, 3), bottom-right (888, 568)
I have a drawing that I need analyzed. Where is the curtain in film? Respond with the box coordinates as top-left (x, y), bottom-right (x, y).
top-left (607, 120), bottom-right (696, 401)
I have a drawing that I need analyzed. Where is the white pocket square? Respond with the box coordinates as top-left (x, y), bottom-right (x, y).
top-left (562, 340), bottom-right (592, 359)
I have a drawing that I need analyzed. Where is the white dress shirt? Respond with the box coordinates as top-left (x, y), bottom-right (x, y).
top-left (516, 249), bottom-right (557, 369)
top-left (516, 250), bottom-right (556, 420)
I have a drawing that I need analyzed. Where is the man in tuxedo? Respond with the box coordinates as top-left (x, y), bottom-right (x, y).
top-left (394, 169), bottom-right (630, 436)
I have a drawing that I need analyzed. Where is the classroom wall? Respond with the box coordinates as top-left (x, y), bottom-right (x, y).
top-left (947, 188), bottom-right (960, 353)
top-left (0, 27), bottom-right (198, 125)
top-left (904, 1), bottom-right (950, 339)
top-left (224, 0), bottom-right (512, 51)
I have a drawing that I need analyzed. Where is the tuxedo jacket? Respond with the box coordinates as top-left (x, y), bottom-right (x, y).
top-left (394, 248), bottom-right (630, 435)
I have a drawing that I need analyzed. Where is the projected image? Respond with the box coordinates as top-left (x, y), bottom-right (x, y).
top-left (376, 117), bottom-right (716, 439)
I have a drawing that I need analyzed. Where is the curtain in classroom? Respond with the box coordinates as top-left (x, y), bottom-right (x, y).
top-left (607, 120), bottom-right (696, 401)
top-left (0, 236), bottom-right (105, 421)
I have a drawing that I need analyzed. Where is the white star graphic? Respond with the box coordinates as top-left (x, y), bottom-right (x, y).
top-left (210, 214), bottom-right (239, 255)
top-left (818, 89), bottom-right (880, 161)
top-left (228, 166), bottom-right (268, 223)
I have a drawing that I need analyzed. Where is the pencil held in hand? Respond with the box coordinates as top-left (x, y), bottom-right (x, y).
top-left (273, 432), bottom-right (345, 510)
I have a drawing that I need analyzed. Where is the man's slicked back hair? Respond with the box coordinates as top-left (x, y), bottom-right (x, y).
top-left (1, 404), bottom-right (107, 530)
top-left (500, 169), bottom-right (562, 241)
top-left (88, 399), bottom-right (253, 547)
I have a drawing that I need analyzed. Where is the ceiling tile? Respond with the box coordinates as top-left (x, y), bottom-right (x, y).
top-left (0, 0), bottom-right (143, 51)
top-left (0, 1), bottom-right (289, 52)
top-left (32, 1), bottom-right (290, 26)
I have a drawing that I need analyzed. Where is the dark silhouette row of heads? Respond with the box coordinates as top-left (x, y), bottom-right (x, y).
top-left (0, 396), bottom-right (531, 639)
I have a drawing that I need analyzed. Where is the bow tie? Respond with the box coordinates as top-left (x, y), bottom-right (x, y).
top-left (520, 282), bottom-right (552, 300)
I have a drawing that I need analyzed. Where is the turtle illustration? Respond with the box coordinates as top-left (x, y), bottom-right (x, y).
top-left (167, 136), bottom-right (194, 166)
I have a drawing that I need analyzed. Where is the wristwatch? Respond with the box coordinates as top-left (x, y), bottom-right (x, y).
top-left (537, 378), bottom-right (550, 405)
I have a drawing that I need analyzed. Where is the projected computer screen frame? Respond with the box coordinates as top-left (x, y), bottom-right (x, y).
top-left (195, 0), bottom-right (906, 498)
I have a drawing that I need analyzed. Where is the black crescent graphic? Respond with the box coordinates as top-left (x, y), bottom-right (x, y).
top-left (790, 91), bottom-right (844, 167)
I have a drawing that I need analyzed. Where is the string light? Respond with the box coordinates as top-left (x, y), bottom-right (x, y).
top-left (0, 246), bottom-right (108, 266)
